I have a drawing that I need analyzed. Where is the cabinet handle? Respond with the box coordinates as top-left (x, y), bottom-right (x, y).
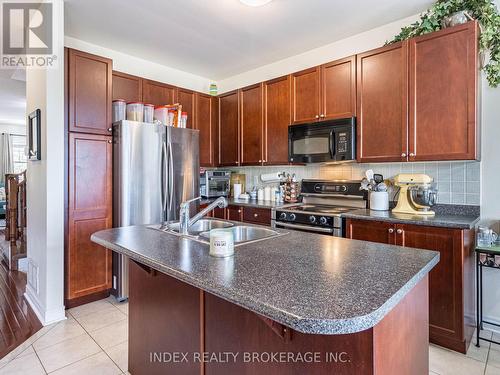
top-left (259, 160), bottom-right (262, 163)
top-left (315, 115), bottom-right (320, 119)
top-left (107, 140), bottom-right (112, 144)
top-left (396, 229), bottom-right (403, 234)
top-left (388, 228), bottom-right (394, 233)
top-left (107, 127), bottom-right (112, 132)
top-left (320, 114), bottom-right (325, 118)
top-left (263, 160), bottom-right (267, 163)
top-left (238, 210), bottom-right (241, 213)
top-left (254, 213), bottom-right (258, 217)
top-left (401, 153), bottom-right (407, 157)
top-left (409, 153), bottom-right (415, 157)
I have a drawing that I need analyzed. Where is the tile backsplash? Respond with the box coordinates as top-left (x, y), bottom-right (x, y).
top-left (225, 161), bottom-right (481, 206)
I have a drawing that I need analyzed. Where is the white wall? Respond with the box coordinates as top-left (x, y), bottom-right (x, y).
top-left (0, 124), bottom-right (25, 135)
top-left (25, 0), bottom-right (66, 325)
top-left (64, 36), bottom-right (214, 94)
top-left (218, 14), bottom-right (420, 93)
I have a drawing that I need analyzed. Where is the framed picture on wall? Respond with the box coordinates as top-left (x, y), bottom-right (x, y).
top-left (28, 109), bottom-right (41, 161)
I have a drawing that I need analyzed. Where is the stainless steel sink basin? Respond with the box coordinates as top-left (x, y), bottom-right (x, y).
top-left (199, 225), bottom-right (280, 244)
top-left (167, 219), bottom-right (233, 234)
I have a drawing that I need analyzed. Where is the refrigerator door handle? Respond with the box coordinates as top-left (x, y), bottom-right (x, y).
top-left (168, 141), bottom-right (174, 211)
top-left (161, 142), bottom-right (167, 212)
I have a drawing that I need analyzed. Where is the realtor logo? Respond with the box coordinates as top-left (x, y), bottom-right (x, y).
top-left (1, 1), bottom-right (56, 68)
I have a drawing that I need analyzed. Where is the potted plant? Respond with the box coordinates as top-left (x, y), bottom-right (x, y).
top-left (387, 0), bottom-right (500, 88)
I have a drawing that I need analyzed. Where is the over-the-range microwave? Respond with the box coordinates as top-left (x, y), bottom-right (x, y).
top-left (288, 117), bottom-right (356, 164)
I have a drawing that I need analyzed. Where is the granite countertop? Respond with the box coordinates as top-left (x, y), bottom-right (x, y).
top-left (341, 208), bottom-right (480, 229)
top-left (200, 197), bottom-right (287, 209)
top-left (92, 223), bottom-right (439, 335)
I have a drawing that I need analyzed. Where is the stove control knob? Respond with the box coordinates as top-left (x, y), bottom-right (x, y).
top-left (309, 215), bottom-right (317, 224)
top-left (319, 217), bottom-right (328, 225)
top-left (289, 213), bottom-right (297, 221)
top-left (279, 212), bottom-right (287, 220)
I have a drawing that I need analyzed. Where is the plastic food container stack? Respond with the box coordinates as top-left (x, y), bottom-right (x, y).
top-left (112, 99), bottom-right (126, 122)
top-left (143, 104), bottom-right (154, 123)
top-left (154, 106), bottom-right (168, 125)
top-left (126, 102), bottom-right (144, 121)
top-left (179, 112), bottom-right (188, 128)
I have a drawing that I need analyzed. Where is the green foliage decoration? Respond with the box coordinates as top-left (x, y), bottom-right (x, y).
top-left (387, 0), bottom-right (500, 87)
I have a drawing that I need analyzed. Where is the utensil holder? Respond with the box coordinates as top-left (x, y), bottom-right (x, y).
top-left (370, 191), bottom-right (389, 211)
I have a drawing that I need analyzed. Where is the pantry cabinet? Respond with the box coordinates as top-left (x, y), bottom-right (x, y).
top-left (176, 88), bottom-right (196, 129)
top-left (291, 67), bottom-right (321, 124)
top-left (142, 79), bottom-right (177, 107)
top-left (68, 49), bottom-right (113, 135)
top-left (346, 219), bottom-right (474, 353)
top-left (195, 93), bottom-right (218, 167)
top-left (240, 84), bottom-right (264, 166)
top-left (67, 133), bottom-right (113, 306)
top-left (264, 75), bottom-right (291, 165)
top-left (218, 90), bottom-right (240, 166)
top-left (408, 21), bottom-right (478, 161)
top-left (112, 71), bottom-right (142, 103)
top-left (356, 42), bottom-right (408, 163)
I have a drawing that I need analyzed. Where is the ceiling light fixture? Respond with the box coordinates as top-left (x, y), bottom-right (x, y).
top-left (239, 0), bottom-right (273, 7)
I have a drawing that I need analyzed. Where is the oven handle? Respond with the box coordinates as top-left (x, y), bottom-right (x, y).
top-left (329, 130), bottom-right (336, 158)
top-left (275, 222), bottom-right (334, 234)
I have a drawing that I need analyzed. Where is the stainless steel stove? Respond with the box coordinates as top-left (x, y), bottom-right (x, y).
top-left (271, 180), bottom-right (367, 236)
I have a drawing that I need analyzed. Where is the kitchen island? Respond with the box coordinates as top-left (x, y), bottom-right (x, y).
top-left (92, 223), bottom-right (439, 375)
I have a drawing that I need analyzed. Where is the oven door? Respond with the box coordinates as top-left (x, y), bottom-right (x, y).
top-left (272, 221), bottom-right (342, 237)
top-left (288, 117), bottom-right (355, 163)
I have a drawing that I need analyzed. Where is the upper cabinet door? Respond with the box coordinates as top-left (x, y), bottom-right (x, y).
top-left (219, 91), bottom-right (240, 166)
top-left (195, 93), bottom-right (216, 167)
top-left (291, 67), bottom-right (321, 124)
top-left (264, 75), bottom-right (291, 165)
top-left (409, 21), bottom-right (478, 161)
top-left (357, 41), bottom-right (408, 163)
top-left (142, 79), bottom-right (176, 106)
top-left (176, 88), bottom-right (196, 129)
top-left (112, 71), bottom-right (142, 102)
top-left (68, 49), bottom-right (112, 135)
top-left (240, 84), bottom-right (264, 166)
top-left (321, 56), bottom-right (356, 120)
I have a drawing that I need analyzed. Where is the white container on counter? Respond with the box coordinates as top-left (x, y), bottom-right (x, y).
top-left (112, 99), bottom-right (126, 122)
top-left (126, 102), bottom-right (144, 121)
top-left (154, 106), bottom-right (168, 125)
top-left (257, 188), bottom-right (264, 201)
top-left (209, 229), bottom-right (234, 257)
top-left (370, 191), bottom-right (389, 211)
top-left (233, 184), bottom-right (242, 199)
top-left (264, 186), bottom-right (272, 201)
top-left (143, 103), bottom-right (154, 123)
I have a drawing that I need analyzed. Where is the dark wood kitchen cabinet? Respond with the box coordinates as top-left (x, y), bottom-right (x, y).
top-left (176, 88), bottom-right (195, 129)
top-left (66, 133), bottom-right (113, 306)
top-left (408, 21), bottom-right (478, 161)
top-left (112, 71), bottom-right (142, 102)
top-left (68, 49), bottom-right (113, 135)
top-left (218, 90), bottom-right (240, 166)
top-left (242, 207), bottom-right (272, 225)
top-left (321, 56), bottom-right (356, 120)
top-left (226, 206), bottom-right (243, 221)
top-left (142, 79), bottom-right (176, 106)
top-left (291, 67), bottom-right (321, 124)
top-left (195, 93), bottom-right (218, 167)
top-left (356, 41), bottom-right (408, 163)
top-left (346, 218), bottom-right (474, 353)
top-left (264, 75), bottom-right (291, 165)
top-left (240, 83), bottom-right (264, 165)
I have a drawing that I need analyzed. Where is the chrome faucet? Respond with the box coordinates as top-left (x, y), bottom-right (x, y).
top-left (179, 196), bottom-right (228, 235)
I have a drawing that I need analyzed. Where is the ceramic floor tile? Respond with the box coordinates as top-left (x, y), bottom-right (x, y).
top-left (75, 308), bottom-right (127, 332)
top-left (33, 316), bottom-right (86, 351)
top-left (14, 344), bottom-right (35, 359)
top-left (115, 302), bottom-right (128, 315)
top-left (485, 364), bottom-right (500, 374)
top-left (35, 333), bottom-right (101, 373)
top-left (50, 351), bottom-right (121, 375)
top-left (89, 319), bottom-right (128, 349)
top-left (69, 300), bottom-right (118, 319)
top-left (488, 345), bottom-right (500, 369)
top-left (429, 344), bottom-right (486, 375)
top-left (0, 352), bottom-right (46, 375)
top-left (466, 336), bottom-right (490, 363)
top-left (105, 341), bottom-right (128, 373)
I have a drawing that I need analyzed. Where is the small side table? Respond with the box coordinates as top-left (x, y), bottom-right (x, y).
top-left (475, 245), bottom-right (500, 347)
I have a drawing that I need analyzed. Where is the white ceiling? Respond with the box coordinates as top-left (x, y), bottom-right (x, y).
top-left (65, 0), bottom-right (433, 80)
top-left (0, 70), bottom-right (26, 127)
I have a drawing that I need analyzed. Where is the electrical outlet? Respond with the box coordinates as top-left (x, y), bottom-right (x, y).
top-left (27, 258), bottom-right (39, 294)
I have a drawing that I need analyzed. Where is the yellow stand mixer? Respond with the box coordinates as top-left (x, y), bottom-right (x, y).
top-left (392, 174), bottom-right (437, 216)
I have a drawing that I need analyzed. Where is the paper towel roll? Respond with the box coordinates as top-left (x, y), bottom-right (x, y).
top-left (260, 172), bottom-right (281, 183)
top-left (233, 184), bottom-right (242, 199)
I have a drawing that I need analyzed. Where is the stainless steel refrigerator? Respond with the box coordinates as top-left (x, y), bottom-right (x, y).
top-left (112, 120), bottom-right (199, 301)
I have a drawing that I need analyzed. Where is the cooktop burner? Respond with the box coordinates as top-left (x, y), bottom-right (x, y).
top-left (285, 204), bottom-right (355, 215)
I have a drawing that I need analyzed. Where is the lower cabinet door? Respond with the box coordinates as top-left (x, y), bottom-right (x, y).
top-left (345, 219), bottom-right (395, 244)
top-left (212, 207), bottom-right (226, 219)
top-left (226, 206), bottom-right (243, 222)
top-left (67, 133), bottom-right (112, 303)
top-left (243, 207), bottom-right (271, 226)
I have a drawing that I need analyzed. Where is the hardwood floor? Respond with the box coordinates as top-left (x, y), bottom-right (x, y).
top-left (0, 258), bottom-right (42, 359)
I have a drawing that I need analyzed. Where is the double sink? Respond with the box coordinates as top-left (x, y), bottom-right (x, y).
top-left (154, 218), bottom-right (284, 246)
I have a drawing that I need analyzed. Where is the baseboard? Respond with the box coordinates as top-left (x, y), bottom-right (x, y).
top-left (24, 285), bottom-right (66, 326)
